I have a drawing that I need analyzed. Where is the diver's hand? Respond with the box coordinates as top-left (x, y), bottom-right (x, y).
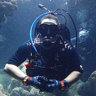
top-left (45, 79), bottom-right (69, 92)
top-left (23, 76), bottom-right (45, 89)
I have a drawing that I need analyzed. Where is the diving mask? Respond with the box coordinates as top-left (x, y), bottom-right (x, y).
top-left (38, 24), bottom-right (59, 37)
top-left (35, 23), bottom-right (60, 49)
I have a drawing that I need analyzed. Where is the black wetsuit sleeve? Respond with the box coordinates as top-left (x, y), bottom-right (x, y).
top-left (68, 48), bottom-right (83, 73)
top-left (7, 44), bottom-right (29, 66)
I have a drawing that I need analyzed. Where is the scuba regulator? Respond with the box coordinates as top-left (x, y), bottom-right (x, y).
top-left (30, 4), bottom-right (78, 53)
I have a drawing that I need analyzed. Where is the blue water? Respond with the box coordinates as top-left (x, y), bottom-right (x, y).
top-left (0, 0), bottom-right (96, 96)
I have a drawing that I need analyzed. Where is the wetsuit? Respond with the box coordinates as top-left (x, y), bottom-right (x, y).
top-left (7, 40), bottom-right (83, 81)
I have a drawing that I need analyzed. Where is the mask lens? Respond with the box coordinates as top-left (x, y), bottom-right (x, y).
top-left (38, 24), bottom-right (59, 36)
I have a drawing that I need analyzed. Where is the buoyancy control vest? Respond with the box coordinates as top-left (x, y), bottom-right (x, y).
top-left (25, 39), bottom-right (73, 81)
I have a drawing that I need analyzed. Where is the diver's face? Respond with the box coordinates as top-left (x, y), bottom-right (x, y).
top-left (39, 18), bottom-right (59, 38)
top-left (35, 18), bottom-right (59, 50)
top-left (38, 24), bottom-right (59, 38)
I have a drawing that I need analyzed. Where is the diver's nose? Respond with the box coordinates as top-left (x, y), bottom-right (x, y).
top-left (47, 29), bottom-right (50, 35)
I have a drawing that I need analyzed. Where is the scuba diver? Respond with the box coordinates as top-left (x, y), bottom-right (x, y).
top-left (4, 5), bottom-right (83, 93)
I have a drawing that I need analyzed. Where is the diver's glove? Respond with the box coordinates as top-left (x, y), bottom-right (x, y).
top-left (23, 76), bottom-right (45, 89)
top-left (45, 79), bottom-right (69, 92)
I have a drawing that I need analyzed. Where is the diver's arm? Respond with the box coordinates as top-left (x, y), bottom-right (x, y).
top-left (64, 71), bottom-right (82, 86)
top-left (4, 64), bottom-right (27, 81)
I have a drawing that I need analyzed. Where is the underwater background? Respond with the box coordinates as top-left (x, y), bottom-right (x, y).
top-left (0, 0), bottom-right (96, 96)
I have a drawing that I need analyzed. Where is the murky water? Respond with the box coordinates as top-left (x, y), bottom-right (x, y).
top-left (0, 0), bottom-right (96, 96)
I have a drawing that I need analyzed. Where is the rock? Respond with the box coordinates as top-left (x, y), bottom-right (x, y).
top-left (0, 0), bottom-right (17, 24)
top-left (0, 91), bottom-right (7, 96)
top-left (8, 77), bottom-right (55, 96)
top-left (0, 69), bottom-right (11, 91)
top-left (65, 80), bottom-right (84, 96)
top-left (0, 84), bottom-right (4, 92)
top-left (0, 84), bottom-right (8, 96)
top-left (78, 71), bottom-right (96, 96)
top-left (8, 78), bottom-right (22, 93)
top-left (10, 87), bottom-right (32, 96)
top-left (19, 62), bottom-right (26, 73)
